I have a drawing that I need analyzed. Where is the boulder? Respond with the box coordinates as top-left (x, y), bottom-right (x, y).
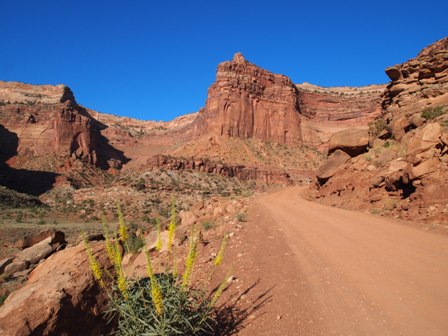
top-left (179, 210), bottom-right (197, 227)
top-left (3, 260), bottom-right (30, 277)
top-left (407, 123), bottom-right (441, 157)
top-left (0, 242), bottom-right (111, 336)
top-left (390, 115), bottom-right (411, 141)
top-left (317, 150), bottom-right (351, 183)
top-left (408, 158), bottom-right (439, 180)
top-left (328, 128), bottom-right (369, 156)
top-left (144, 230), bottom-right (170, 252)
top-left (15, 237), bottom-right (54, 265)
top-left (0, 257), bottom-right (14, 275)
top-left (385, 66), bottom-right (401, 81)
top-left (15, 229), bottom-right (66, 250)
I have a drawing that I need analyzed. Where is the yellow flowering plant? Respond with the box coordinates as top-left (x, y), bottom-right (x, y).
top-left (84, 197), bottom-right (232, 335)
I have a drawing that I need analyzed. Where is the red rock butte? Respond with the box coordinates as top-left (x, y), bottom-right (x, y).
top-left (192, 52), bottom-right (303, 146)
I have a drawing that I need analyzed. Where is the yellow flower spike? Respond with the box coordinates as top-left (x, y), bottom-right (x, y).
top-left (144, 248), bottom-right (164, 316)
top-left (214, 234), bottom-right (228, 267)
top-left (84, 239), bottom-right (105, 288)
top-left (112, 239), bottom-right (128, 299)
top-left (155, 218), bottom-right (162, 252)
top-left (116, 267), bottom-right (128, 300)
top-left (211, 272), bottom-right (230, 307)
top-left (113, 239), bottom-right (122, 271)
top-left (102, 215), bottom-right (115, 264)
top-left (117, 202), bottom-right (128, 242)
top-left (167, 197), bottom-right (176, 252)
top-left (182, 226), bottom-right (198, 287)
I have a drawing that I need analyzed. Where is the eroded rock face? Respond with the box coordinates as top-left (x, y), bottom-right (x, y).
top-left (297, 83), bottom-right (384, 150)
top-left (192, 53), bottom-right (303, 146)
top-left (382, 37), bottom-right (448, 117)
top-left (0, 81), bottom-right (127, 172)
top-left (0, 242), bottom-right (110, 336)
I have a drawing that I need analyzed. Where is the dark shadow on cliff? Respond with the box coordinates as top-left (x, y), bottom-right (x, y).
top-left (0, 124), bottom-right (58, 196)
top-left (78, 106), bottom-right (130, 169)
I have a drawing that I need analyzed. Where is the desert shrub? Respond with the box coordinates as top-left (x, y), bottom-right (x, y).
top-left (236, 212), bottom-right (247, 222)
top-left (135, 178), bottom-right (146, 191)
top-left (368, 119), bottom-right (388, 137)
top-left (421, 106), bottom-right (446, 120)
top-left (85, 200), bottom-right (230, 335)
top-left (202, 220), bottom-right (215, 231)
top-left (15, 211), bottom-right (24, 223)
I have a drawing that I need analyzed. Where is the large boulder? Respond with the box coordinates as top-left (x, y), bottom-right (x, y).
top-left (15, 229), bottom-right (65, 250)
top-left (14, 237), bottom-right (54, 265)
top-left (0, 242), bottom-right (111, 336)
top-left (328, 128), bottom-right (369, 156)
top-left (317, 149), bottom-right (351, 183)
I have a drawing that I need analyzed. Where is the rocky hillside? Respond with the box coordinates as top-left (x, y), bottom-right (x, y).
top-left (311, 37), bottom-right (448, 223)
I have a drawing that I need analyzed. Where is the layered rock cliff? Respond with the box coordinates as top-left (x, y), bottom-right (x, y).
top-left (192, 53), bottom-right (303, 146)
top-left (297, 83), bottom-right (384, 149)
top-left (382, 37), bottom-right (448, 117)
top-left (0, 81), bottom-right (126, 171)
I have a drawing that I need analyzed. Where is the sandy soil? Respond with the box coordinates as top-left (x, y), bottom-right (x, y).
top-left (231, 187), bottom-right (448, 335)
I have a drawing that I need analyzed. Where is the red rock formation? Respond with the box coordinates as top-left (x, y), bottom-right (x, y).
top-left (0, 81), bottom-right (127, 171)
top-left (297, 83), bottom-right (385, 150)
top-left (0, 242), bottom-right (111, 336)
top-left (311, 37), bottom-right (448, 223)
top-left (382, 37), bottom-right (448, 117)
top-left (192, 53), bottom-right (303, 146)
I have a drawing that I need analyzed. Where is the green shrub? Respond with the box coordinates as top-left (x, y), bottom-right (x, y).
top-left (421, 106), bottom-right (446, 120)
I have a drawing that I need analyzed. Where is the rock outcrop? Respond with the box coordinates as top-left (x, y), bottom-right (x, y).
top-left (192, 53), bottom-right (303, 146)
top-left (311, 37), bottom-right (448, 223)
top-left (297, 83), bottom-right (384, 150)
top-left (0, 81), bottom-right (128, 172)
top-left (0, 242), bottom-right (110, 336)
top-left (328, 128), bottom-right (370, 156)
top-left (382, 37), bottom-right (448, 117)
top-left (146, 154), bottom-right (299, 185)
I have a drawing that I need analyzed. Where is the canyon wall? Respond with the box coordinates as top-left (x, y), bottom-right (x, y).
top-left (0, 81), bottom-right (126, 171)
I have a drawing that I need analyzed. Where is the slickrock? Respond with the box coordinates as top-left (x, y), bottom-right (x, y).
top-left (0, 242), bottom-right (110, 336)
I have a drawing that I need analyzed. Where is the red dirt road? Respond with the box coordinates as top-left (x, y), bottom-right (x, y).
top-left (234, 187), bottom-right (448, 335)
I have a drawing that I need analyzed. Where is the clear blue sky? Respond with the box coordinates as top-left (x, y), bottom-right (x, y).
top-left (1, 1), bottom-right (447, 121)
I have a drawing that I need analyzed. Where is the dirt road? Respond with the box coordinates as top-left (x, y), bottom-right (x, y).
top-left (233, 187), bottom-right (448, 335)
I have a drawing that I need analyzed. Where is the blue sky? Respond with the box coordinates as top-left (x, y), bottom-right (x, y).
top-left (0, 1), bottom-right (447, 121)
